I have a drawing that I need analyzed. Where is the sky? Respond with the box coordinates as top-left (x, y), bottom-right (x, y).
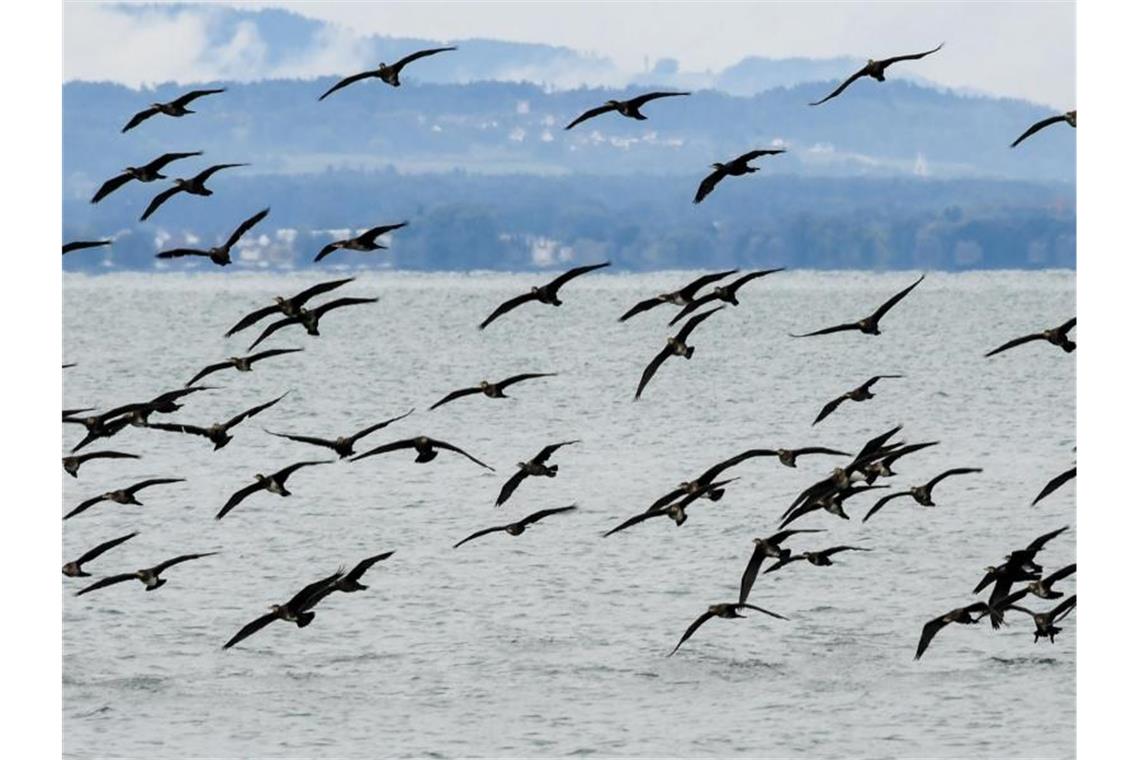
top-left (63, 1), bottom-right (1075, 108)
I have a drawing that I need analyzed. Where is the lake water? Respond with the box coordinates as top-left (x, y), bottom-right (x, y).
top-left (63, 270), bottom-right (1075, 758)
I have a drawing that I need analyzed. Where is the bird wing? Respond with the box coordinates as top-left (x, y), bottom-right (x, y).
top-left (634, 346), bottom-right (673, 401)
top-left (80, 450), bottom-right (140, 464)
top-left (222, 611), bottom-right (278, 649)
top-left (862, 374), bottom-right (904, 392)
top-left (669, 609), bottom-right (718, 656)
top-left (520, 505), bottom-right (578, 526)
top-left (292, 277), bottom-right (357, 307)
top-left (675, 305), bottom-right (724, 342)
top-left (193, 163), bottom-right (248, 183)
top-left (172, 88), bottom-right (226, 107)
top-left (453, 525), bottom-right (508, 549)
top-left (75, 532), bottom-right (139, 565)
top-left (313, 241), bottom-right (344, 262)
top-left (224, 207), bottom-right (270, 249)
top-left (64, 494), bottom-right (107, 520)
top-left (603, 509), bottom-right (664, 537)
top-left (311, 296), bottom-right (378, 320)
top-left (861, 491), bottom-right (909, 523)
top-left (678, 269), bottom-right (740, 300)
top-left (356, 222), bottom-right (409, 247)
top-left (62, 240), bottom-right (112, 254)
top-left (265, 431), bottom-right (337, 451)
top-left (75, 574), bottom-right (137, 596)
top-left (667, 293), bottom-right (717, 327)
top-left (628, 91), bottom-right (691, 108)
top-left (618, 295), bottom-right (667, 322)
top-left (926, 467), bottom-right (983, 491)
top-left (1026, 526), bottom-right (1069, 554)
top-left (1051, 595), bottom-right (1077, 622)
top-left (693, 166), bottom-right (727, 204)
top-left (794, 447), bottom-right (851, 458)
top-left (695, 450), bottom-right (777, 484)
top-left (318, 70), bottom-right (375, 101)
top-left (644, 485), bottom-right (686, 514)
top-left (290, 572), bottom-right (345, 611)
top-left (391, 46), bottom-right (457, 74)
top-left (870, 274), bottom-right (925, 323)
top-left (534, 440), bottom-right (578, 464)
top-left (121, 106), bottom-right (161, 132)
top-left (789, 321), bottom-right (862, 338)
top-left (247, 316), bottom-right (301, 351)
top-left (1010, 114), bottom-right (1069, 148)
top-left (274, 460), bottom-right (331, 483)
top-left (126, 478), bottom-right (184, 495)
top-left (973, 569), bottom-right (998, 594)
top-left (223, 393), bottom-right (287, 431)
top-left (498, 372), bottom-right (557, 391)
top-left (548, 262), bottom-right (611, 293)
top-left (144, 151), bottom-right (204, 172)
top-left (1058, 317), bottom-right (1077, 335)
top-left (216, 481), bottom-right (266, 520)
top-left (479, 291), bottom-right (540, 329)
top-left (738, 544), bottom-right (767, 605)
top-left (430, 386), bottom-right (482, 410)
top-left (430, 439), bottom-right (494, 470)
top-left (343, 551), bottom-right (396, 584)
top-left (809, 66), bottom-right (870, 106)
top-left (350, 438), bottom-right (417, 462)
top-left (736, 149), bottom-right (787, 162)
top-left (819, 546), bottom-right (868, 560)
top-left (880, 441), bottom-right (939, 468)
top-left (564, 103), bottom-right (618, 130)
top-left (1045, 563), bottom-right (1077, 585)
top-left (914, 615), bottom-right (952, 660)
top-left (985, 332), bottom-right (1045, 357)
top-left (152, 552), bottom-right (217, 575)
top-left (155, 248), bottom-right (209, 260)
top-left (724, 268), bottom-right (786, 297)
top-left (90, 173), bottom-right (134, 204)
top-left (225, 305), bottom-right (282, 337)
top-left (140, 185), bottom-right (184, 221)
top-left (145, 422), bottom-right (214, 439)
top-left (737, 603), bottom-right (788, 620)
top-left (249, 348), bottom-right (304, 364)
top-left (766, 528), bottom-right (824, 546)
top-left (813, 394), bottom-right (849, 426)
top-left (880, 43), bottom-right (944, 67)
top-left (348, 409), bottom-right (416, 442)
top-left (762, 556), bottom-right (803, 574)
top-left (495, 469), bottom-right (529, 507)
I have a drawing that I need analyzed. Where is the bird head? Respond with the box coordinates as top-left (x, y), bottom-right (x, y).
top-left (479, 380), bottom-right (491, 390)
top-left (173, 178), bottom-right (188, 188)
top-left (605, 100), bottom-right (621, 107)
top-left (710, 162), bottom-right (725, 170)
top-left (273, 296), bottom-right (287, 305)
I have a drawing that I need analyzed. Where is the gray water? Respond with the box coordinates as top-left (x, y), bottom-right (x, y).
top-left (63, 270), bottom-right (1075, 758)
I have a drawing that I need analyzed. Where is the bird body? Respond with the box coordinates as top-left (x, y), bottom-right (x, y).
top-left (986, 318), bottom-right (1076, 357)
top-left (634, 306), bottom-right (724, 400)
top-left (62, 532), bottom-right (138, 577)
top-left (1011, 110), bottom-right (1076, 148)
top-left (792, 275), bottom-right (925, 338)
top-left (121, 88), bottom-right (225, 132)
top-left (351, 436), bottom-right (493, 470)
top-left (156, 208), bottom-right (269, 266)
top-left (669, 602), bottom-right (787, 656)
top-left (90, 151), bottom-right (203, 204)
top-left (318, 47), bottom-right (457, 99)
top-left (313, 222), bottom-right (408, 262)
top-left (140, 163), bottom-right (248, 221)
top-left (479, 262), bottom-right (610, 329)
top-left (75, 552), bottom-right (217, 596)
top-left (565, 91), bottom-right (689, 130)
top-left (809, 44), bottom-right (943, 106)
top-left (693, 150), bottom-right (785, 204)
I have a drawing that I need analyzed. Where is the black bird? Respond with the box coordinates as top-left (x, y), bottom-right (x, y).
top-left (313, 222), bottom-right (409, 262)
top-left (121, 88), bottom-right (226, 132)
top-left (216, 461), bottom-right (331, 520)
top-left (454, 505), bottom-right (578, 548)
top-left (430, 373), bottom-right (557, 411)
top-left (155, 208), bottom-right (269, 266)
top-left (809, 44), bottom-right (943, 106)
top-left (224, 278), bottom-right (356, 337)
top-left (223, 571), bottom-right (345, 650)
top-left (565, 91), bottom-right (690, 130)
top-left (495, 440), bottom-right (578, 507)
top-left (1002, 526), bottom-right (1070, 573)
top-left (857, 440), bottom-right (939, 484)
top-left (265, 409), bottom-right (414, 458)
top-left (604, 479), bottom-right (736, 537)
top-left (667, 269), bottom-right (786, 326)
top-left (738, 529), bottom-right (824, 603)
top-left (67, 415), bottom-right (132, 453)
top-left (146, 393), bottom-right (288, 450)
top-left (63, 240), bottom-right (111, 255)
top-left (318, 46), bottom-right (457, 99)
top-left (985, 317), bottom-right (1076, 357)
top-left (105, 386), bottom-right (218, 428)
top-left (76, 552), bottom-right (217, 596)
top-left (351, 436), bottom-right (493, 470)
top-left (779, 484), bottom-right (887, 529)
top-left (1032, 466), bottom-right (1076, 506)
top-left (862, 468), bottom-right (983, 522)
top-left (999, 563), bottom-right (1077, 603)
top-left (974, 526), bottom-right (1068, 628)
top-left (479, 262), bottom-right (611, 329)
top-left (914, 602), bottom-right (991, 661)
top-left (1002, 595), bottom-right (1077, 643)
top-left (185, 348), bottom-right (302, 387)
top-left (1010, 110), bottom-right (1076, 148)
top-left (247, 297), bottom-right (378, 351)
top-left (62, 532), bottom-right (138, 577)
top-left (62, 450), bottom-right (139, 478)
top-left (321, 552), bottom-right (396, 594)
top-left (792, 275), bottom-right (925, 337)
top-left (669, 602), bottom-right (787, 656)
top-left (65, 478), bottom-right (184, 520)
top-left (764, 546), bottom-right (871, 574)
top-left (140, 163), bottom-right (248, 222)
top-left (90, 151), bottom-right (203, 203)
top-left (781, 425), bottom-right (906, 518)
top-left (618, 270), bottom-right (739, 322)
top-left (693, 149), bottom-right (785, 204)
top-left (813, 375), bottom-right (903, 425)
top-left (635, 306), bottom-right (724, 400)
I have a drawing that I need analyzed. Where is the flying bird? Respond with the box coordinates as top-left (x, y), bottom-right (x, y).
top-left (65, 478), bottom-right (184, 520)
top-left (351, 436), bottom-right (493, 470)
top-left (140, 163), bottom-right (248, 222)
top-left (223, 571), bottom-right (345, 650)
top-left (62, 450), bottom-right (139, 478)
top-left (313, 222), bottom-right (409, 262)
top-left (102, 386), bottom-right (218, 428)
top-left (1002, 595), bottom-right (1077, 643)
top-left (63, 240), bottom-right (111, 255)
top-left (145, 393), bottom-right (288, 450)
top-left (974, 526), bottom-right (1068, 628)
top-left (763, 546), bottom-right (871, 575)
top-left (247, 297), bottom-right (378, 351)
top-left (75, 552), bottom-right (217, 596)
top-left (454, 505), bottom-right (578, 548)
top-left (809, 44), bottom-right (943, 106)
top-left (216, 461), bottom-right (331, 520)
top-left (779, 484), bottom-right (886, 529)
top-left (62, 532), bottom-right (138, 577)
top-left (791, 274), bottom-right (925, 337)
top-left (618, 270), bottom-right (738, 322)
top-left (857, 440), bottom-right (939, 483)
top-left (1010, 110), bottom-right (1076, 148)
top-left (669, 602), bottom-right (787, 656)
top-left (155, 208), bottom-right (269, 266)
top-left (185, 348), bottom-right (302, 387)
top-left (862, 468), bottom-right (983, 522)
top-left (319, 47), bottom-right (457, 99)
top-left (998, 563), bottom-right (1076, 603)
top-left (224, 278), bottom-right (355, 337)
top-left (479, 262), bottom-right (611, 329)
top-left (914, 602), bottom-right (991, 661)
top-left (565, 91), bottom-right (690, 130)
top-left (319, 552), bottom-right (396, 595)
top-left (495, 440), bottom-right (578, 507)
top-left (265, 409), bottom-right (414, 458)
top-left (1032, 466), bottom-right (1076, 506)
top-left (667, 269), bottom-right (786, 325)
top-left (738, 529), bottom-right (825, 604)
top-left (604, 479), bottom-right (736, 537)
top-left (121, 88), bottom-right (226, 132)
top-left (90, 151), bottom-right (203, 204)
top-left (985, 317), bottom-right (1076, 357)
top-left (693, 149), bottom-right (785, 204)
top-left (635, 307), bottom-right (724, 400)
top-left (430, 373), bottom-right (556, 411)
top-left (813, 375), bottom-right (903, 425)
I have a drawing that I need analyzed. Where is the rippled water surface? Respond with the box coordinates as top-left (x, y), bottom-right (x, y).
top-left (63, 270), bottom-right (1075, 758)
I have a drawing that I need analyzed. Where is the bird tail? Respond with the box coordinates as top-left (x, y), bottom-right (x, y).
top-left (547, 465), bottom-right (559, 477)
top-left (684, 346), bottom-right (694, 359)
top-left (296, 611), bottom-right (316, 628)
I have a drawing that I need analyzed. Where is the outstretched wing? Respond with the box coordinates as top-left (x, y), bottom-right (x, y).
top-left (628, 91), bottom-right (691, 108)
top-left (693, 167), bottom-right (727, 204)
top-left (675, 305), bottom-right (724, 342)
top-left (1051, 595), bottom-right (1077, 622)
top-left (265, 431), bottom-right (337, 451)
top-left (738, 603), bottom-right (787, 620)
top-left (1010, 114), bottom-right (1070, 148)
top-left (534, 440), bottom-right (578, 464)
top-left (225, 305), bottom-right (282, 337)
top-left (1025, 526), bottom-right (1069, 555)
top-left (172, 88), bottom-right (226, 108)
top-left (809, 66), bottom-right (870, 106)
top-left (292, 277), bottom-right (357, 307)
top-left (813, 394), bottom-right (848, 426)
top-left (881, 43), bottom-right (944, 67)
top-left (430, 386), bottom-right (481, 411)
top-left (870, 274), bottom-right (925, 323)
top-left (248, 316), bottom-right (300, 351)
top-left (193, 163), bottom-right (248, 183)
top-left (145, 422), bottom-right (214, 439)
top-left (274, 460), bottom-right (332, 483)
top-left (391, 46), bottom-right (457, 75)
top-left (311, 297), bottom-right (378, 320)
top-left (75, 532), bottom-right (139, 566)
top-left (357, 222), bottom-right (409, 247)
top-left (794, 447), bottom-right (851, 458)
top-left (1044, 563), bottom-right (1077, 586)
top-left (90, 172), bottom-right (134, 204)
top-left (914, 615), bottom-right (951, 661)
top-left (985, 331), bottom-right (1049, 357)
top-left (762, 555), bottom-right (805, 574)
top-left (669, 609), bottom-right (717, 656)
top-left (431, 439), bottom-right (494, 470)
top-left (140, 185), bottom-right (184, 222)
top-left (1032, 467), bottom-right (1076, 506)
top-left (121, 106), bottom-right (160, 133)
top-left (667, 293), bottom-right (717, 327)
top-left (216, 481), bottom-right (265, 520)
top-left (144, 151), bottom-right (204, 172)
top-left (678, 269), bottom-right (739, 301)
top-left (927, 467), bottom-right (983, 491)
top-left (313, 241), bottom-right (344, 262)
top-left (495, 469), bottom-right (529, 507)
top-left (155, 248), bottom-right (209, 260)
top-left (738, 544), bottom-right (769, 605)
top-left (318, 70), bottom-right (375, 101)
top-left (548, 262), bottom-right (611, 293)
top-left (224, 207), bottom-right (270, 249)
top-left (735, 149), bottom-right (787, 163)
top-left (223, 392), bottom-right (288, 431)
top-left (564, 103), bottom-right (617, 130)
top-left (619, 296), bottom-right (666, 322)
top-left (343, 551), bottom-right (395, 584)
top-left (634, 346), bottom-right (672, 401)
top-left (62, 240), bottom-right (112, 254)
top-left (861, 491), bottom-right (909, 523)
top-left (453, 525), bottom-right (507, 549)
top-left (152, 551), bottom-right (218, 574)
top-left (350, 439), bottom-right (417, 463)
top-left (479, 292), bottom-right (539, 330)
top-left (185, 362), bottom-right (228, 387)
top-left (790, 321), bottom-right (862, 338)
top-left (498, 372), bottom-right (557, 391)
top-left (223, 612), bottom-right (278, 649)
top-left (347, 409), bottom-right (416, 442)
top-left (603, 509), bottom-right (664, 537)
top-left (75, 574), bottom-right (137, 596)
top-left (520, 505), bottom-right (578, 527)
